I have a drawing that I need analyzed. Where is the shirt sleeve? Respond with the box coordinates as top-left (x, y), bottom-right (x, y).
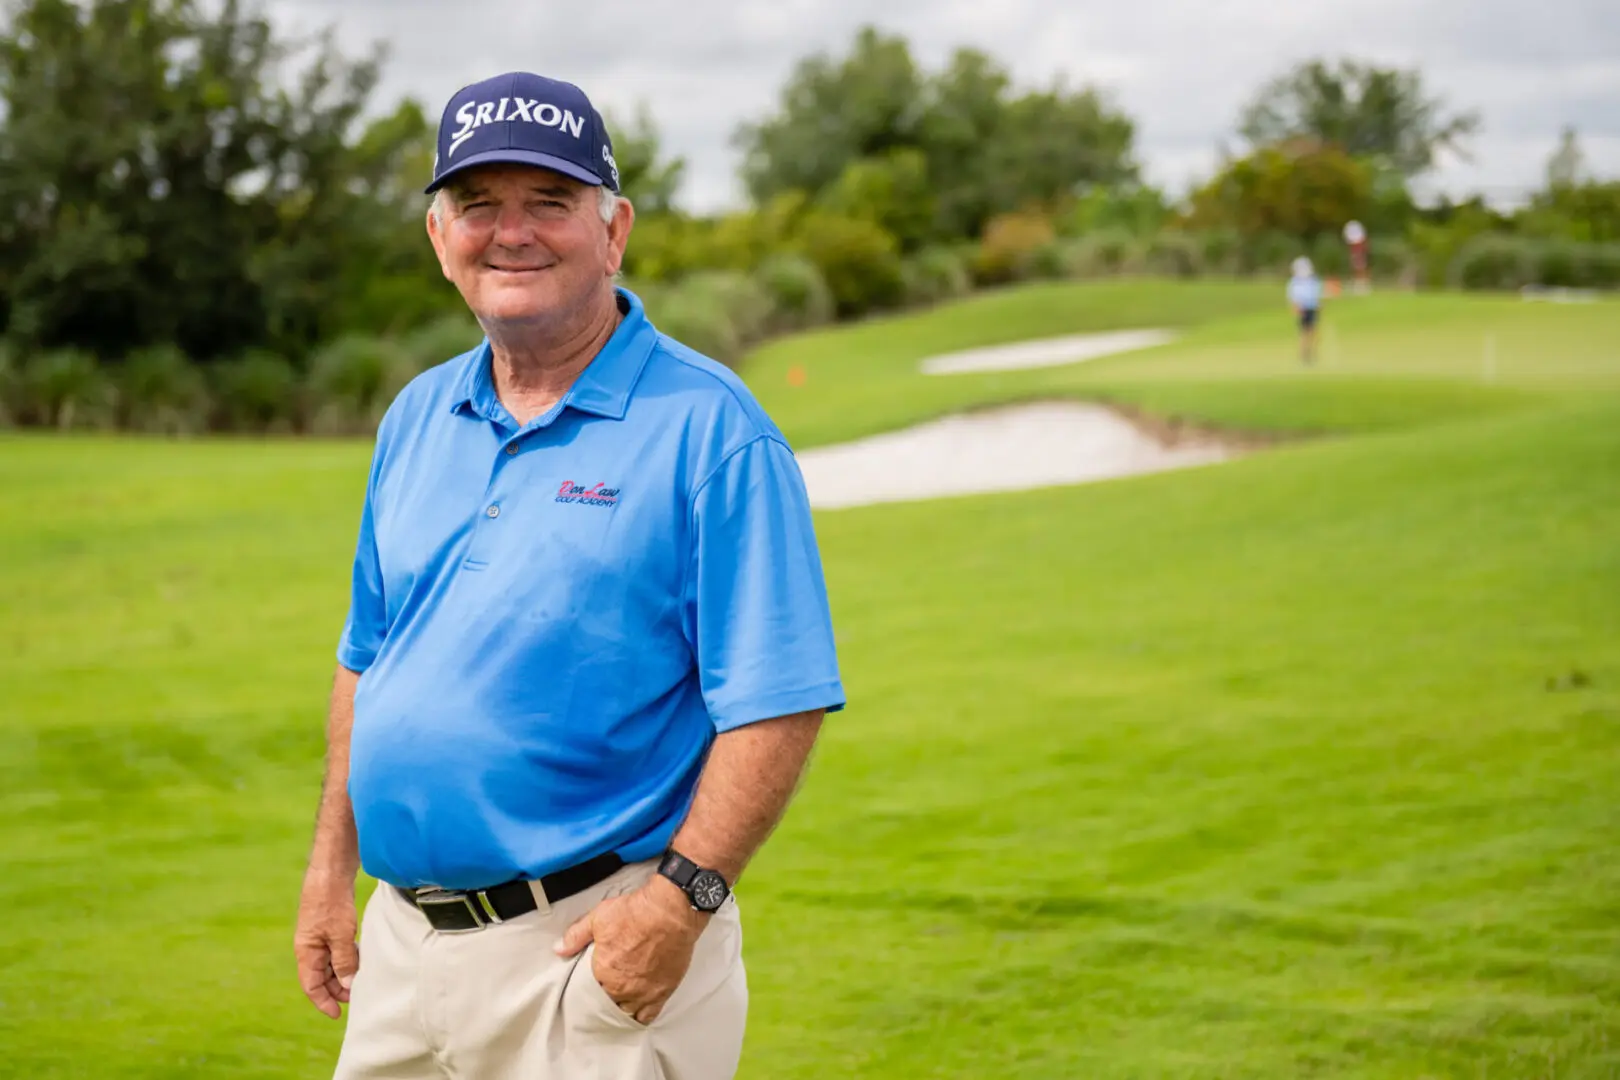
top-left (686, 435), bottom-right (846, 732)
top-left (336, 445), bottom-right (388, 673)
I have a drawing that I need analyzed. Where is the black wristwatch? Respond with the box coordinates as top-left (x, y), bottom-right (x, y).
top-left (657, 850), bottom-right (730, 913)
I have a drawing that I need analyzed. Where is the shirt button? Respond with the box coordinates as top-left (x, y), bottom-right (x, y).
top-left (504, 444), bottom-right (518, 456)
top-left (486, 505), bottom-right (500, 519)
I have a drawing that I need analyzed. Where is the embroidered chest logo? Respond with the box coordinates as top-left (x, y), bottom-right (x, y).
top-left (556, 481), bottom-right (621, 507)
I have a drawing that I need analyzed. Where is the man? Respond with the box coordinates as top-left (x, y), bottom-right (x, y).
top-left (294, 71), bottom-right (845, 1080)
top-left (1288, 256), bottom-right (1323, 365)
top-left (1343, 219), bottom-right (1370, 294)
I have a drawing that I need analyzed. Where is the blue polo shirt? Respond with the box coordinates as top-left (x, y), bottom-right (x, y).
top-left (337, 289), bottom-right (845, 889)
top-left (1287, 275), bottom-right (1322, 311)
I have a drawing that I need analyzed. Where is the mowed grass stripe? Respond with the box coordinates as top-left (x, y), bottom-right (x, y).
top-left (742, 398), bottom-right (1620, 1078)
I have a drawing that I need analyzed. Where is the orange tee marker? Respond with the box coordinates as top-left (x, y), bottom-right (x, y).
top-left (787, 365), bottom-right (807, 388)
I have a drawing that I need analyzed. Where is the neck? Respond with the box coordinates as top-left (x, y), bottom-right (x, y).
top-left (482, 285), bottom-right (622, 426)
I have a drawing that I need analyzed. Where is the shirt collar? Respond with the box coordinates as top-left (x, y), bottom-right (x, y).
top-left (448, 288), bottom-right (657, 424)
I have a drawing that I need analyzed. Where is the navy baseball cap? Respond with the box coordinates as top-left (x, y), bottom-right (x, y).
top-left (425, 72), bottom-right (621, 195)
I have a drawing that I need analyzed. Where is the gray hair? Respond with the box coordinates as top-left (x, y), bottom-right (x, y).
top-left (431, 184), bottom-right (620, 227)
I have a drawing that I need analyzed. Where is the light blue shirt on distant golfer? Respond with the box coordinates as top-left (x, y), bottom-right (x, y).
top-left (337, 288), bottom-right (845, 890)
top-left (1287, 274), bottom-right (1322, 311)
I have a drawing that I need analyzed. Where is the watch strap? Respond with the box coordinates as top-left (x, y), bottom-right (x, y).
top-left (657, 849), bottom-right (699, 890)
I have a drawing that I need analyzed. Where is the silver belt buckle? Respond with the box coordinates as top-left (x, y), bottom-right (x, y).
top-left (414, 887), bottom-right (498, 933)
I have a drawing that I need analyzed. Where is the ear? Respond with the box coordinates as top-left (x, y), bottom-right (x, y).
top-left (425, 201), bottom-right (454, 281)
top-left (604, 196), bottom-right (636, 277)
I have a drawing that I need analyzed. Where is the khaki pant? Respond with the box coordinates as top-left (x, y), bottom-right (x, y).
top-left (334, 860), bottom-right (748, 1080)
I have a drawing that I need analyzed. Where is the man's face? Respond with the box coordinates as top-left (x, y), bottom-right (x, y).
top-left (426, 164), bottom-right (633, 328)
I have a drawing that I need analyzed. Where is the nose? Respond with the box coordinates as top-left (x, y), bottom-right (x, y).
top-left (493, 202), bottom-right (534, 246)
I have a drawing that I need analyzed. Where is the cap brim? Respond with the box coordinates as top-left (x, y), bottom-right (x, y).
top-left (424, 149), bottom-right (607, 195)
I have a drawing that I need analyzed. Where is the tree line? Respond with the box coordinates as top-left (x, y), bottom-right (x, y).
top-left (2, 1), bottom-right (1617, 432)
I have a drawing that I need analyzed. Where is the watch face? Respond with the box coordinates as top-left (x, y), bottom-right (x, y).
top-left (690, 870), bottom-right (729, 912)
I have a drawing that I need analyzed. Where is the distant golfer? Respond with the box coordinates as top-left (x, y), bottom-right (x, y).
top-left (294, 70), bottom-right (845, 1080)
top-left (1343, 219), bottom-right (1370, 293)
top-left (1288, 256), bottom-right (1323, 365)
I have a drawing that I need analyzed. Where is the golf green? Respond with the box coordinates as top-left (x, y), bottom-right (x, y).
top-left (1, 281), bottom-right (1616, 1078)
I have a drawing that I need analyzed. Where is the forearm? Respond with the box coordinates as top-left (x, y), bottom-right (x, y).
top-left (668, 710), bottom-right (824, 884)
top-left (307, 665), bottom-right (362, 881)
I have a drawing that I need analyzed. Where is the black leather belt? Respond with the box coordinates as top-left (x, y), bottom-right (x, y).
top-left (395, 852), bottom-right (625, 933)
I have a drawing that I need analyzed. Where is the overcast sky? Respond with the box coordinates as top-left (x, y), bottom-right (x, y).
top-left (271, 0), bottom-right (1620, 213)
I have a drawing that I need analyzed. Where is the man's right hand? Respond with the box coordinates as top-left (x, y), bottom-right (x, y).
top-left (296, 873), bottom-right (359, 1019)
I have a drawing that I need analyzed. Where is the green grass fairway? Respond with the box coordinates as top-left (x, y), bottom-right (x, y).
top-left (2, 282), bottom-right (1618, 1078)
top-left (747, 281), bottom-right (1619, 445)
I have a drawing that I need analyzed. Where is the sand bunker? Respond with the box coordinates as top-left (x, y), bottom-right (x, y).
top-left (798, 402), bottom-right (1235, 509)
top-left (919, 329), bottom-right (1177, 375)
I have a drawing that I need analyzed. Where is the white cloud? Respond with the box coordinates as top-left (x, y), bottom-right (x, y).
top-left (270, 0), bottom-right (1620, 212)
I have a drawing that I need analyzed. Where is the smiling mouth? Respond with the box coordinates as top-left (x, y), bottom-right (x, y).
top-left (487, 265), bottom-right (551, 274)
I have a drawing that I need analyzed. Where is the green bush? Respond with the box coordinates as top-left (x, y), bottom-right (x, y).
top-left (972, 212), bottom-right (1057, 285)
top-left (0, 343), bottom-right (17, 428)
top-left (1409, 215), bottom-right (1503, 289)
top-left (1449, 236), bottom-right (1537, 291)
top-left (210, 350), bottom-right (303, 433)
top-left (620, 214), bottom-right (705, 281)
top-left (621, 278), bottom-right (672, 320)
top-left (341, 274), bottom-right (468, 345)
top-left (900, 246), bottom-right (972, 306)
top-left (399, 313), bottom-right (482, 374)
top-left (1195, 230), bottom-right (1243, 275)
top-left (816, 149), bottom-right (934, 252)
top-left (653, 288), bottom-right (743, 367)
top-left (1240, 231), bottom-right (1302, 276)
top-left (795, 213), bottom-right (905, 318)
top-left (308, 334), bottom-right (406, 433)
top-left (1444, 236), bottom-right (1620, 292)
top-left (370, 314), bottom-right (482, 408)
top-left (1525, 240), bottom-right (1620, 289)
top-left (1038, 239), bottom-right (1095, 280)
top-left (1309, 233), bottom-right (1353, 279)
top-left (1582, 245), bottom-right (1620, 289)
top-left (1146, 233), bottom-right (1203, 278)
top-left (1368, 237), bottom-right (1417, 283)
top-left (12, 349), bottom-right (115, 429)
top-left (118, 345), bottom-right (210, 434)
top-left (1058, 231), bottom-right (1143, 279)
top-left (1027, 242), bottom-right (1070, 281)
top-left (1533, 241), bottom-right (1584, 289)
top-left (690, 206), bottom-right (798, 275)
top-left (678, 271), bottom-right (778, 346)
top-left (1061, 184), bottom-right (1172, 239)
top-left (753, 254), bottom-right (834, 332)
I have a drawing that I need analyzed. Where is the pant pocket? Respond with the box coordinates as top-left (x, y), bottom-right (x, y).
top-left (565, 944), bottom-right (652, 1033)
